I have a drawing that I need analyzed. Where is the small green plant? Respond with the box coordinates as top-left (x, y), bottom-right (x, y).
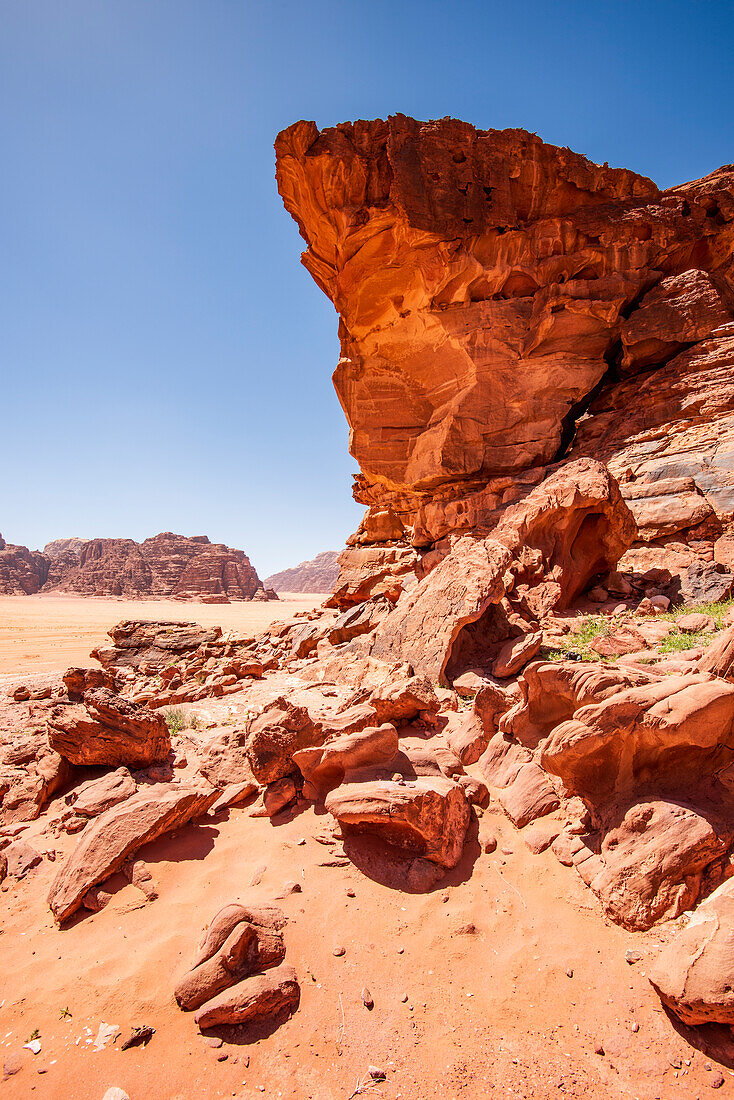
top-left (59, 1007), bottom-right (72, 1020)
top-left (163, 707), bottom-right (187, 735)
top-left (188, 714), bottom-right (202, 731)
top-left (27, 1029), bottom-right (40, 1042)
top-left (541, 615), bottom-right (614, 663)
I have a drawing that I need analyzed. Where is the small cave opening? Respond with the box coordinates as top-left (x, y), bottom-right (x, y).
top-left (443, 601), bottom-right (514, 683)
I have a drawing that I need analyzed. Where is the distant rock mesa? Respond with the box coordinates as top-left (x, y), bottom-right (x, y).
top-left (0, 531), bottom-right (276, 601)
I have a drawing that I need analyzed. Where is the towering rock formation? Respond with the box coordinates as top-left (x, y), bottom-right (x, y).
top-left (0, 532), bottom-right (276, 601)
top-left (265, 551), bottom-right (340, 594)
top-left (48, 532), bottom-right (272, 600)
top-left (0, 534), bottom-right (49, 595)
top-left (275, 117), bottom-right (734, 582)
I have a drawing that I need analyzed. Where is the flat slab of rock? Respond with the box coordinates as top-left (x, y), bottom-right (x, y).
top-left (495, 763), bottom-right (559, 828)
top-left (325, 776), bottom-right (470, 868)
top-left (293, 724), bottom-right (398, 794)
top-left (48, 688), bottom-right (171, 767)
top-left (492, 632), bottom-right (542, 678)
top-left (48, 783), bottom-right (217, 923)
top-left (649, 878), bottom-right (734, 1024)
top-left (193, 963), bottom-right (300, 1029)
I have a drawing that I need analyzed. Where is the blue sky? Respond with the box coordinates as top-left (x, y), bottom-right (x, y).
top-left (2, 1), bottom-right (733, 576)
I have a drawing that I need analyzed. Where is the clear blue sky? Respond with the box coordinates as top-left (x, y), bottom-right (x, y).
top-left (2, 1), bottom-right (733, 576)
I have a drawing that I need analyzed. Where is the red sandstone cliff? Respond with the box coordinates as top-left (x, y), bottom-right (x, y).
top-left (275, 116), bottom-right (734, 586)
top-left (0, 532), bottom-right (276, 601)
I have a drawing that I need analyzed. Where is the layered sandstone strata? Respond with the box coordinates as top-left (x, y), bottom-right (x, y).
top-left (0, 531), bottom-right (275, 601)
top-left (0, 533), bottom-right (49, 594)
top-left (275, 115), bottom-right (734, 570)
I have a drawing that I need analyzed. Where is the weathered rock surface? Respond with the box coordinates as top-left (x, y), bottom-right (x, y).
top-left (1, 531), bottom-right (275, 601)
top-left (245, 697), bottom-right (321, 783)
top-left (275, 116), bottom-right (733, 570)
top-left (193, 964), bottom-right (300, 1029)
top-left (325, 776), bottom-right (470, 868)
top-left (265, 551), bottom-right (340, 594)
top-left (293, 724), bottom-right (399, 794)
top-left (61, 767), bottom-right (136, 826)
top-left (0, 534), bottom-right (49, 594)
top-left (48, 783), bottom-right (217, 923)
top-left (0, 732), bottom-right (72, 825)
top-left (48, 689), bottom-right (171, 768)
top-left (369, 460), bottom-right (634, 683)
top-left (590, 800), bottom-right (729, 931)
top-left (175, 904), bottom-right (287, 1011)
top-left (541, 674), bottom-right (734, 799)
top-left (649, 878), bottom-right (734, 1024)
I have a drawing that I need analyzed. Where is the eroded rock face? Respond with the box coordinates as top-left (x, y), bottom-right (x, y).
top-left (275, 116), bottom-right (733, 559)
top-left (540, 674), bottom-right (734, 799)
top-left (369, 459), bottom-right (635, 683)
top-left (48, 783), bottom-right (217, 924)
top-left (325, 776), bottom-right (470, 868)
top-left (649, 878), bottom-right (734, 1025)
top-left (265, 551), bottom-right (340, 594)
top-left (47, 531), bottom-right (272, 600)
top-left (1, 532), bottom-right (275, 601)
top-left (0, 536), bottom-right (49, 594)
top-left (48, 689), bottom-right (171, 768)
top-left (175, 904), bottom-right (287, 1011)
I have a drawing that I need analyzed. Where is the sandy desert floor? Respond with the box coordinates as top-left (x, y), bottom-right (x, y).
top-left (0, 593), bottom-right (322, 677)
top-left (3, 601), bottom-right (734, 1098)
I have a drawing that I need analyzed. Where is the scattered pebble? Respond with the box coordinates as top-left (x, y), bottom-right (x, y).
top-left (369, 1066), bottom-right (386, 1081)
top-left (566, 968), bottom-right (573, 979)
top-left (625, 949), bottom-right (642, 965)
top-left (711, 1072), bottom-right (725, 1088)
top-left (594, 1044), bottom-right (604, 1056)
top-left (217, 1052), bottom-right (228, 1062)
top-left (204, 1036), bottom-right (223, 1048)
top-left (333, 946), bottom-right (346, 957)
top-left (23, 1039), bottom-right (41, 1056)
top-left (361, 988), bottom-right (374, 1010)
top-left (346, 888), bottom-right (356, 898)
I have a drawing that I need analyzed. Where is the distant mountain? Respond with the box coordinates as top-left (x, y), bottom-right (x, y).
top-left (265, 551), bottom-right (340, 594)
top-left (0, 531), bottom-right (277, 601)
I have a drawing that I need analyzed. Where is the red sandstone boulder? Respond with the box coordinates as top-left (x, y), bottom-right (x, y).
top-left (0, 732), bottom-right (72, 825)
top-left (245, 697), bottom-right (321, 783)
top-left (589, 800), bottom-right (729, 931)
top-left (193, 964), bottom-right (300, 1030)
top-left (175, 904), bottom-right (287, 1011)
top-left (649, 878), bottom-right (734, 1024)
top-left (368, 675), bottom-right (440, 725)
top-left (48, 783), bottom-right (217, 923)
top-left (540, 674), bottom-right (734, 799)
top-left (492, 631), bottom-right (542, 678)
top-left (48, 688), bottom-right (171, 768)
top-left (61, 767), bottom-right (136, 830)
top-left (325, 776), bottom-right (470, 869)
top-left (293, 724), bottom-right (398, 794)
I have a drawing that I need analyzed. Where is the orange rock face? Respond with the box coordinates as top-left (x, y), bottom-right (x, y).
top-left (275, 115), bottom-right (733, 553)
